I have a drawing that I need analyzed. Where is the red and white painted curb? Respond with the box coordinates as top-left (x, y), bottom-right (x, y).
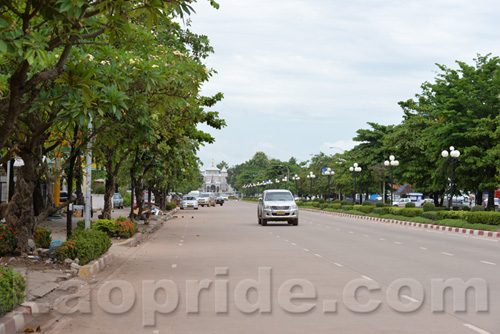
top-left (300, 208), bottom-right (500, 239)
top-left (0, 302), bottom-right (38, 334)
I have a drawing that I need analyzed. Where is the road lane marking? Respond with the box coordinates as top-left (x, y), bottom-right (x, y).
top-left (420, 247), bottom-right (428, 250)
top-left (179, 244), bottom-right (183, 246)
top-left (291, 243), bottom-right (297, 246)
top-left (463, 323), bottom-right (492, 334)
top-left (336, 228), bottom-right (341, 231)
top-left (326, 226), bottom-right (331, 228)
top-left (364, 235), bottom-right (369, 237)
top-left (401, 295), bottom-right (420, 303)
top-left (314, 254), bottom-right (322, 258)
top-left (480, 261), bottom-right (496, 265)
top-left (303, 248), bottom-right (309, 252)
top-left (394, 242), bottom-right (402, 245)
top-left (349, 231), bottom-right (354, 234)
top-left (361, 275), bottom-right (373, 280)
top-left (334, 263), bottom-right (344, 267)
top-left (171, 264), bottom-right (177, 268)
top-left (284, 239), bottom-right (289, 242)
top-left (472, 237), bottom-right (498, 242)
top-left (442, 252), bottom-right (453, 256)
top-left (379, 238), bottom-right (385, 241)
top-left (180, 240), bottom-right (184, 243)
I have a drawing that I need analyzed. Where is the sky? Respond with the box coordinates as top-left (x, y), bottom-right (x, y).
top-left (186, 0), bottom-right (500, 169)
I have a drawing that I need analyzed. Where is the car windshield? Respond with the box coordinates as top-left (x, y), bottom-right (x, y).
top-left (183, 196), bottom-right (196, 200)
top-left (113, 194), bottom-right (120, 199)
top-left (199, 193), bottom-right (209, 198)
top-left (265, 192), bottom-right (293, 201)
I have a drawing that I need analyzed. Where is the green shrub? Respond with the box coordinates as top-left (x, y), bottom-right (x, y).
top-left (373, 207), bottom-right (382, 214)
top-left (56, 229), bottom-right (112, 265)
top-left (389, 207), bottom-right (405, 216)
top-left (332, 203), bottom-right (342, 210)
top-left (434, 207), bottom-right (448, 211)
top-left (123, 192), bottom-right (131, 207)
top-left (471, 205), bottom-right (485, 212)
top-left (33, 226), bottom-right (52, 249)
top-left (340, 200), bottom-right (348, 205)
top-left (295, 201), bottom-right (303, 206)
top-left (320, 203), bottom-right (329, 210)
top-left (436, 211), bottom-right (469, 221)
top-left (342, 205), bottom-right (354, 211)
top-left (0, 267), bottom-right (26, 315)
top-left (362, 201), bottom-right (372, 206)
top-left (353, 205), bottom-right (362, 211)
top-left (0, 225), bottom-right (18, 256)
top-left (375, 202), bottom-right (384, 207)
top-left (401, 208), bottom-right (423, 217)
top-left (379, 207), bottom-right (390, 215)
top-left (420, 211), bottom-right (437, 220)
top-left (360, 205), bottom-right (375, 214)
top-left (346, 210), bottom-right (366, 216)
top-left (93, 219), bottom-right (137, 238)
top-left (93, 219), bottom-right (116, 236)
top-left (333, 200), bottom-right (341, 204)
top-left (165, 201), bottom-right (177, 210)
top-left (466, 212), bottom-right (500, 226)
top-left (462, 206), bottom-right (471, 211)
top-left (311, 202), bottom-right (320, 208)
top-left (317, 198), bottom-right (325, 204)
top-left (115, 216), bottom-right (128, 222)
top-left (422, 202), bottom-right (435, 212)
top-left (405, 202), bottom-right (416, 208)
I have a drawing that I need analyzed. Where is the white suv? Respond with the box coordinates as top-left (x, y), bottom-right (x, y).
top-left (257, 190), bottom-right (299, 226)
top-left (393, 198), bottom-right (420, 207)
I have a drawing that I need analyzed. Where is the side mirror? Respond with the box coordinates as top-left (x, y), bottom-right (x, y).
top-left (258, 197), bottom-right (262, 201)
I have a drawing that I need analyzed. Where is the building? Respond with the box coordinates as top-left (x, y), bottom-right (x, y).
top-left (201, 160), bottom-right (231, 193)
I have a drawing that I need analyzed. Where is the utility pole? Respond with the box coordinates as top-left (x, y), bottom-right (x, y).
top-left (85, 116), bottom-right (92, 229)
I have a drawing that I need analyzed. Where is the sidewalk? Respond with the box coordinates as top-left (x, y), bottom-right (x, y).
top-left (0, 206), bottom-right (176, 334)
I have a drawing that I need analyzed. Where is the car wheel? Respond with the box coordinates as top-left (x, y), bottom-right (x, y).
top-left (195, 208), bottom-right (198, 210)
top-left (258, 216), bottom-right (261, 225)
top-left (293, 219), bottom-right (298, 226)
top-left (180, 207), bottom-right (184, 210)
top-left (262, 218), bottom-right (267, 226)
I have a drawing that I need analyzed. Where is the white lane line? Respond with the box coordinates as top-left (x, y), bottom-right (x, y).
top-left (326, 226), bottom-right (331, 228)
top-left (336, 228), bottom-right (341, 231)
top-left (180, 240), bottom-right (184, 243)
top-left (291, 243), bottom-right (297, 246)
top-left (361, 275), bottom-right (373, 280)
top-left (284, 239), bottom-right (289, 242)
top-left (314, 254), bottom-right (322, 258)
top-left (442, 252), bottom-right (454, 256)
top-left (472, 237), bottom-right (498, 242)
top-left (334, 263), bottom-right (344, 267)
top-left (401, 295), bottom-right (420, 303)
top-left (394, 242), bottom-right (402, 245)
top-left (463, 323), bottom-right (492, 334)
top-left (171, 264), bottom-right (177, 268)
top-left (276, 236), bottom-right (280, 238)
top-left (179, 244), bottom-right (183, 246)
top-left (349, 231), bottom-right (354, 234)
top-left (480, 261), bottom-right (496, 266)
top-left (364, 235), bottom-right (369, 237)
top-left (379, 238), bottom-right (385, 241)
top-left (420, 247), bottom-right (428, 250)
top-left (269, 232), bottom-right (273, 235)
top-left (303, 248), bottom-right (309, 252)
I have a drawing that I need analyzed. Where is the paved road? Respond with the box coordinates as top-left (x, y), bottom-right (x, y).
top-left (37, 201), bottom-right (499, 334)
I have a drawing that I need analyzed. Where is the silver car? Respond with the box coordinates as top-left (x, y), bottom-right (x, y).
top-left (197, 192), bottom-right (216, 207)
top-left (257, 189), bottom-right (299, 226)
top-left (112, 193), bottom-right (124, 209)
top-left (181, 195), bottom-right (199, 210)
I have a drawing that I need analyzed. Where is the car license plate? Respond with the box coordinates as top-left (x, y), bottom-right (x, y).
top-left (277, 211), bottom-right (285, 215)
top-left (188, 204), bottom-right (193, 207)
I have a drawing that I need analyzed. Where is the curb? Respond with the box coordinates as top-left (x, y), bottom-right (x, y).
top-left (77, 252), bottom-right (116, 280)
top-left (0, 303), bottom-right (35, 334)
top-left (300, 208), bottom-right (500, 238)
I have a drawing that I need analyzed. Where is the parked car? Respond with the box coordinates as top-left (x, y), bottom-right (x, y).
top-left (59, 191), bottom-right (76, 203)
top-left (216, 194), bottom-right (224, 206)
top-left (421, 198), bottom-right (434, 205)
top-left (197, 192), bottom-right (216, 207)
top-left (392, 198), bottom-right (420, 207)
top-left (221, 193), bottom-right (229, 200)
top-left (112, 193), bottom-right (124, 209)
top-left (180, 195), bottom-right (199, 210)
top-left (257, 189), bottom-right (299, 226)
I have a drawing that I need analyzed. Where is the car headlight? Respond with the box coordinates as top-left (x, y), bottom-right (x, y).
top-left (291, 204), bottom-right (298, 210)
top-left (264, 205), bottom-right (270, 209)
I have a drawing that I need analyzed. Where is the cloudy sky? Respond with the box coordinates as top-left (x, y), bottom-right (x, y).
top-left (187, 0), bottom-right (500, 168)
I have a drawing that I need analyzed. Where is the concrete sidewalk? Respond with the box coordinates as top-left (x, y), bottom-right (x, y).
top-left (0, 206), bottom-right (176, 334)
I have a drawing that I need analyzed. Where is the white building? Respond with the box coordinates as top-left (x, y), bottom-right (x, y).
top-left (201, 160), bottom-right (230, 193)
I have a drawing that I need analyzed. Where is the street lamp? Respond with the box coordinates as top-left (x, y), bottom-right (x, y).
top-left (275, 179), bottom-right (280, 189)
top-left (384, 155), bottom-right (399, 206)
top-left (349, 163), bottom-right (362, 204)
top-left (279, 165), bottom-right (290, 190)
top-left (306, 171), bottom-right (316, 199)
top-left (442, 146), bottom-right (460, 210)
top-left (292, 174), bottom-right (300, 196)
top-left (323, 168), bottom-right (334, 203)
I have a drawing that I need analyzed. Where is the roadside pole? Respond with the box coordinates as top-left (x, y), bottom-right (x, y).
top-left (85, 116), bottom-right (92, 229)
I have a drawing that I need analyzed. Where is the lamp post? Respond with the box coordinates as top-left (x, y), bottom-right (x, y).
top-left (384, 155), bottom-right (399, 206)
top-left (322, 168), bottom-right (334, 203)
top-left (307, 172), bottom-right (316, 199)
top-left (349, 163), bottom-right (362, 204)
top-left (279, 165), bottom-right (290, 190)
top-left (282, 176), bottom-right (287, 190)
top-left (442, 146), bottom-right (460, 210)
top-left (292, 174), bottom-right (300, 196)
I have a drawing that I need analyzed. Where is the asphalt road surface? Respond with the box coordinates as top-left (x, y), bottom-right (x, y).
top-left (37, 201), bottom-right (500, 334)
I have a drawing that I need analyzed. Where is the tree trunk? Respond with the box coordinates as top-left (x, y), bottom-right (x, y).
top-left (75, 154), bottom-right (85, 205)
top-left (102, 175), bottom-right (115, 219)
top-left (130, 174), bottom-right (135, 219)
top-left (487, 190), bottom-right (495, 211)
top-left (65, 148), bottom-right (77, 237)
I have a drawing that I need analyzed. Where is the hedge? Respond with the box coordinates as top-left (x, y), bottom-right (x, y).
top-left (422, 202), bottom-right (435, 212)
top-left (405, 202), bottom-right (416, 208)
top-left (400, 208), bottom-right (423, 217)
top-left (465, 212), bottom-right (500, 226)
top-left (0, 267), bottom-right (26, 315)
top-left (55, 229), bottom-right (112, 265)
top-left (436, 211), bottom-right (469, 221)
top-left (420, 211), bottom-right (437, 220)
